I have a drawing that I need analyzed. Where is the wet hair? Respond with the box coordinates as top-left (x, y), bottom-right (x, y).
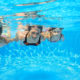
top-left (28, 26), bottom-right (32, 31)
top-left (30, 25), bottom-right (43, 32)
top-left (48, 28), bottom-right (64, 31)
top-left (48, 28), bottom-right (56, 31)
top-left (37, 25), bottom-right (43, 32)
top-left (0, 22), bottom-right (2, 35)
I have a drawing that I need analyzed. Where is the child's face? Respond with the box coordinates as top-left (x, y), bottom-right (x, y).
top-left (52, 28), bottom-right (62, 35)
top-left (30, 30), bottom-right (39, 38)
top-left (50, 28), bottom-right (61, 35)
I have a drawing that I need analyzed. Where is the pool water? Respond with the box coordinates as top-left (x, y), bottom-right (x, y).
top-left (0, 0), bottom-right (80, 80)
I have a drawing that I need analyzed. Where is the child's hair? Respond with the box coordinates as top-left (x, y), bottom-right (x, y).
top-left (48, 28), bottom-right (64, 31)
top-left (0, 22), bottom-right (2, 35)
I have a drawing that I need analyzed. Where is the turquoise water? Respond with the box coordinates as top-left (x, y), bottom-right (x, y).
top-left (0, 0), bottom-right (80, 80)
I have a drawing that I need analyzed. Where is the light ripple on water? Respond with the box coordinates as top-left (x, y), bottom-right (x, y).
top-left (0, 0), bottom-right (80, 80)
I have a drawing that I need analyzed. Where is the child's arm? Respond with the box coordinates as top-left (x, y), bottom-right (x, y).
top-left (17, 22), bottom-right (25, 30)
